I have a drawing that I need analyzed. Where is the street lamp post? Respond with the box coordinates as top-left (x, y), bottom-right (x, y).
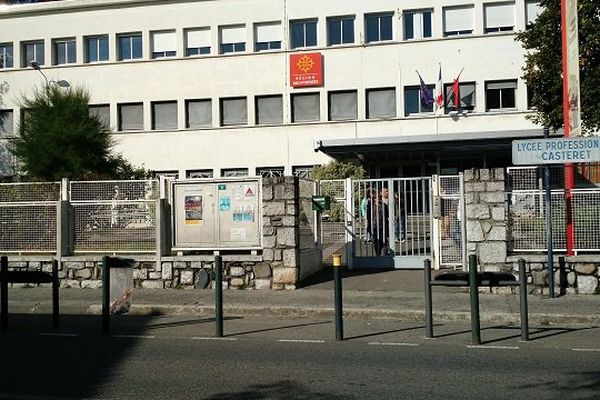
top-left (30, 61), bottom-right (70, 88)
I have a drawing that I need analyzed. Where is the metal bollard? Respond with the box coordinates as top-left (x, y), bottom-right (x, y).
top-left (332, 254), bottom-right (344, 341)
top-left (214, 255), bottom-right (223, 338)
top-left (52, 259), bottom-right (59, 329)
top-left (101, 256), bottom-right (110, 335)
top-left (1, 256), bottom-right (7, 333)
top-left (518, 259), bottom-right (529, 341)
top-left (468, 254), bottom-right (481, 345)
top-left (424, 259), bottom-right (433, 338)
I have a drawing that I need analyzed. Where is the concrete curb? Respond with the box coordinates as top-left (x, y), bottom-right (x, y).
top-left (7, 302), bottom-right (600, 327)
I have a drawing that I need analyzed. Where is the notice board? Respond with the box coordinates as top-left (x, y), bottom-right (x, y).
top-left (172, 179), bottom-right (261, 249)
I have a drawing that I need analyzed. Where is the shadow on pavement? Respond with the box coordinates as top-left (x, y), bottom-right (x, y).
top-left (204, 380), bottom-right (350, 400)
top-left (0, 313), bottom-right (163, 399)
top-left (345, 324), bottom-right (428, 340)
top-left (517, 371), bottom-right (600, 400)
top-left (227, 320), bottom-right (331, 337)
top-left (430, 323), bottom-right (596, 345)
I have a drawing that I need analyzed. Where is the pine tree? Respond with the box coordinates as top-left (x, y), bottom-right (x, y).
top-left (11, 85), bottom-right (148, 180)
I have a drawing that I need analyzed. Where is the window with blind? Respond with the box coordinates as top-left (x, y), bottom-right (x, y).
top-left (187, 169), bottom-right (213, 179)
top-left (484, 2), bottom-right (515, 33)
top-left (443, 5), bottom-right (474, 36)
top-left (365, 13), bottom-right (393, 43)
top-left (327, 16), bottom-right (355, 46)
top-left (118, 33), bottom-right (142, 60)
top-left (22, 41), bottom-right (44, 67)
top-left (404, 10), bottom-right (433, 40)
top-left (152, 101), bottom-right (178, 130)
top-left (291, 19), bottom-right (317, 49)
top-left (0, 110), bottom-right (14, 136)
top-left (118, 103), bottom-right (144, 131)
top-left (329, 90), bottom-right (357, 121)
top-left (89, 105), bottom-right (110, 130)
top-left (485, 80), bottom-right (517, 110)
top-left (85, 36), bottom-right (108, 63)
top-left (256, 95), bottom-right (283, 125)
top-left (0, 43), bottom-right (13, 69)
top-left (444, 82), bottom-right (476, 113)
top-left (151, 31), bottom-right (176, 58)
top-left (366, 88), bottom-right (396, 119)
top-left (404, 86), bottom-right (434, 116)
top-left (255, 22), bottom-right (282, 51)
top-left (220, 25), bottom-right (246, 54)
top-left (53, 39), bottom-right (76, 65)
top-left (221, 168), bottom-right (248, 177)
top-left (291, 93), bottom-right (320, 123)
top-left (256, 167), bottom-right (284, 178)
top-left (220, 97), bottom-right (247, 126)
top-left (186, 99), bottom-right (212, 128)
top-left (526, 1), bottom-right (541, 28)
top-left (185, 28), bottom-right (211, 56)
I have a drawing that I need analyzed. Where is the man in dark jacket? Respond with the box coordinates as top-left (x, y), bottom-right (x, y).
top-left (367, 187), bottom-right (389, 256)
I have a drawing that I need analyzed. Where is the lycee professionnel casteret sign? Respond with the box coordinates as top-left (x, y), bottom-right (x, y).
top-left (512, 137), bottom-right (600, 165)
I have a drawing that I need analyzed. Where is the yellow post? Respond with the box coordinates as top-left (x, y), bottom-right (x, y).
top-left (332, 253), bottom-right (343, 340)
top-left (332, 253), bottom-right (342, 267)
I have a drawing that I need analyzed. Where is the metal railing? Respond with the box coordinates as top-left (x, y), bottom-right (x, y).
top-left (0, 182), bottom-right (60, 252)
top-left (509, 188), bottom-right (600, 253)
top-left (70, 180), bottom-right (159, 253)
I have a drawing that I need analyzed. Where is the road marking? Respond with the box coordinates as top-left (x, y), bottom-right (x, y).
top-left (467, 345), bottom-right (519, 350)
top-left (368, 342), bottom-right (419, 347)
top-left (277, 339), bottom-right (325, 343)
top-left (113, 335), bottom-right (156, 339)
top-left (38, 333), bottom-right (79, 337)
top-left (192, 336), bottom-right (238, 341)
top-left (573, 348), bottom-right (600, 352)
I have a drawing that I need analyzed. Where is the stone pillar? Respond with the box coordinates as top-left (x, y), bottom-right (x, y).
top-left (465, 168), bottom-right (509, 271)
top-left (261, 177), bottom-right (299, 290)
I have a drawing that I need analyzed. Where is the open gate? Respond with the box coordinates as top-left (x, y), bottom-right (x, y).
top-left (319, 174), bottom-right (465, 270)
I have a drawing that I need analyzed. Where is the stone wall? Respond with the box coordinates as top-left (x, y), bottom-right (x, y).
top-left (5, 177), bottom-right (323, 291)
top-left (465, 168), bottom-right (508, 271)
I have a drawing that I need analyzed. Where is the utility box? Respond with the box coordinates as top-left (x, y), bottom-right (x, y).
top-left (171, 179), bottom-right (261, 250)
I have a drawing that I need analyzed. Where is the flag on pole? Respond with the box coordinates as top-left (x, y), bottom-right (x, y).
top-left (451, 67), bottom-right (465, 109)
top-left (416, 70), bottom-right (433, 107)
top-left (434, 64), bottom-right (444, 111)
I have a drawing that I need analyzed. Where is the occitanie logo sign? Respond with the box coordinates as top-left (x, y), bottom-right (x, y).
top-left (290, 53), bottom-right (323, 88)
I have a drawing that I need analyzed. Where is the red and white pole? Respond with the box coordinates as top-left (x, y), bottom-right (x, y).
top-left (561, 0), bottom-right (580, 255)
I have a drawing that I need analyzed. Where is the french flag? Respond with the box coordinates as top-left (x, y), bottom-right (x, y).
top-left (435, 64), bottom-right (444, 110)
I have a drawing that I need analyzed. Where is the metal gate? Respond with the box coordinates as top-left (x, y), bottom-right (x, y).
top-left (431, 174), bottom-right (466, 270)
top-left (319, 175), bottom-right (465, 270)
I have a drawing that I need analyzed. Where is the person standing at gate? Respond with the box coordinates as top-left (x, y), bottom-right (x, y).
top-left (367, 187), bottom-right (390, 256)
top-left (360, 189), bottom-right (372, 242)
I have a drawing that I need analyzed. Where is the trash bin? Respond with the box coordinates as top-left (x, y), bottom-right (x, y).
top-left (110, 265), bottom-right (133, 315)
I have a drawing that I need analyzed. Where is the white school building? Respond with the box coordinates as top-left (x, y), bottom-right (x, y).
top-left (0, 0), bottom-right (544, 179)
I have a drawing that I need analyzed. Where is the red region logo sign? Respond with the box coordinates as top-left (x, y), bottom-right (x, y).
top-left (290, 53), bottom-right (323, 88)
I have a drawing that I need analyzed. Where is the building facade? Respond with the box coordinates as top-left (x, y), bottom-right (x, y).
top-left (0, 0), bottom-right (543, 178)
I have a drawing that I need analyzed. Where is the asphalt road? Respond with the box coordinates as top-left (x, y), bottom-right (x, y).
top-left (1, 315), bottom-right (599, 400)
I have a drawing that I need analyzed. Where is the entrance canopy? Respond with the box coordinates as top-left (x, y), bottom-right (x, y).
top-left (314, 129), bottom-right (547, 166)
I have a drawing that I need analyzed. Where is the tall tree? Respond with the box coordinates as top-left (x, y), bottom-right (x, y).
top-left (516, 0), bottom-right (600, 134)
top-left (11, 85), bottom-right (148, 180)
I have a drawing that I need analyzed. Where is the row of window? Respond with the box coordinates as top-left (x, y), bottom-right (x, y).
top-left (0, 1), bottom-right (541, 69)
top-left (0, 80), bottom-right (522, 135)
top-left (155, 165), bottom-right (314, 180)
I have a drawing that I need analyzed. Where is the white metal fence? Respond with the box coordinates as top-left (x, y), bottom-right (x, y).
top-left (508, 167), bottom-right (600, 253)
top-left (434, 175), bottom-right (464, 267)
top-left (70, 180), bottom-right (159, 253)
top-left (0, 182), bottom-right (60, 252)
top-left (318, 179), bottom-right (348, 263)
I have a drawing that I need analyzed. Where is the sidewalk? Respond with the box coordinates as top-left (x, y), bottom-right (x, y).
top-left (5, 281), bottom-right (600, 327)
